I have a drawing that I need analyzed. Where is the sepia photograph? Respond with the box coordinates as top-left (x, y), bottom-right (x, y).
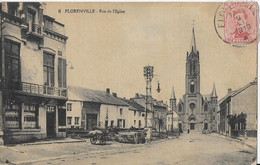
top-left (0, 2), bottom-right (258, 165)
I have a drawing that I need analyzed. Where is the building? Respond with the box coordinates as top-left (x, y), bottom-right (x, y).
top-left (166, 87), bottom-right (179, 132)
top-left (176, 27), bottom-right (218, 132)
top-left (219, 78), bottom-right (257, 137)
top-left (68, 86), bottom-right (131, 130)
top-left (123, 99), bottom-right (145, 128)
top-left (131, 93), bottom-right (168, 131)
top-left (0, 2), bottom-right (68, 144)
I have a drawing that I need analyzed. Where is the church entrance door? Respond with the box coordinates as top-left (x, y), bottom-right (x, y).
top-left (190, 123), bottom-right (195, 130)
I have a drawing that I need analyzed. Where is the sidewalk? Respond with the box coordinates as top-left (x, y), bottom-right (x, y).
top-left (209, 133), bottom-right (257, 149)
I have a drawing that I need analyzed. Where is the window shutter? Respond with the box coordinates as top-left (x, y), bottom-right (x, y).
top-left (63, 59), bottom-right (66, 87)
top-left (58, 58), bottom-right (62, 87)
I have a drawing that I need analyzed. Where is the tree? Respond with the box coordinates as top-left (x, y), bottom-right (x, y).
top-left (227, 112), bottom-right (247, 130)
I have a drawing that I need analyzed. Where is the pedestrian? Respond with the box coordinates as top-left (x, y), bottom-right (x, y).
top-left (188, 128), bottom-right (190, 134)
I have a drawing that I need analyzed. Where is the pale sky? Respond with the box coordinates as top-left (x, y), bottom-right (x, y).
top-left (45, 2), bottom-right (257, 103)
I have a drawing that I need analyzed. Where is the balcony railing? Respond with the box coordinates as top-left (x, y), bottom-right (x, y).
top-left (26, 22), bottom-right (43, 39)
top-left (20, 82), bottom-right (67, 98)
top-left (32, 23), bottom-right (42, 34)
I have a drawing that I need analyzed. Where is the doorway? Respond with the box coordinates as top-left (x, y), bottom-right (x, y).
top-left (86, 114), bottom-right (97, 130)
top-left (204, 123), bottom-right (208, 130)
top-left (178, 123), bottom-right (183, 133)
top-left (190, 123), bottom-right (195, 130)
top-left (46, 107), bottom-right (56, 138)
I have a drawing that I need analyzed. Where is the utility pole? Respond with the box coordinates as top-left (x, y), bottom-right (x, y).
top-left (143, 65), bottom-right (154, 128)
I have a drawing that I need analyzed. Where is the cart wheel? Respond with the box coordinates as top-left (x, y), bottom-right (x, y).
top-left (100, 135), bottom-right (106, 145)
top-left (90, 135), bottom-right (97, 144)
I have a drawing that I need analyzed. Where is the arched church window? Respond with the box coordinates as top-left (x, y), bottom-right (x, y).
top-left (204, 103), bottom-right (208, 112)
top-left (193, 61), bottom-right (196, 74)
top-left (190, 62), bottom-right (192, 75)
top-left (178, 104), bottom-right (182, 112)
top-left (190, 81), bottom-right (195, 93)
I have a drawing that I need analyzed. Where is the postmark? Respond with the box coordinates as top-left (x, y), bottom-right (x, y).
top-left (224, 2), bottom-right (258, 44)
top-left (214, 2), bottom-right (258, 46)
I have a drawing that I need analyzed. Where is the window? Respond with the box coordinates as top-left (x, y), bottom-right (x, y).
top-left (134, 111), bottom-right (136, 116)
top-left (120, 108), bottom-right (123, 115)
top-left (43, 52), bottom-right (55, 86)
top-left (23, 104), bottom-right (38, 129)
top-left (117, 119), bottom-right (125, 128)
top-left (138, 111), bottom-right (141, 116)
top-left (67, 117), bottom-right (72, 125)
top-left (105, 120), bottom-right (108, 128)
top-left (213, 116), bottom-right (215, 120)
top-left (213, 108), bottom-right (215, 112)
top-left (58, 51), bottom-right (63, 56)
top-left (67, 103), bottom-right (72, 111)
top-left (190, 81), bottom-right (195, 93)
top-left (5, 39), bottom-right (20, 89)
top-left (111, 120), bottom-right (114, 127)
top-left (75, 117), bottom-right (79, 125)
top-left (4, 102), bottom-right (21, 129)
top-left (142, 113), bottom-right (145, 117)
top-left (204, 103), bottom-right (208, 112)
top-left (44, 19), bottom-right (53, 30)
top-left (134, 120), bottom-right (136, 126)
top-left (139, 120), bottom-right (141, 128)
top-left (8, 3), bottom-right (19, 16)
top-left (190, 103), bottom-right (195, 110)
top-left (178, 104), bottom-right (182, 112)
top-left (58, 57), bottom-right (67, 88)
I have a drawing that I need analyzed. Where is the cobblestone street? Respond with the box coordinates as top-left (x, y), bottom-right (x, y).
top-left (0, 132), bottom-right (256, 165)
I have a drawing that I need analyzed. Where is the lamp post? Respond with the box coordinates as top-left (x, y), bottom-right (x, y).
top-left (143, 65), bottom-right (154, 128)
top-left (143, 65), bottom-right (161, 141)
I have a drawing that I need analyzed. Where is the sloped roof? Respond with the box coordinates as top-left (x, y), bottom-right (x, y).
top-left (202, 94), bottom-right (211, 101)
top-left (124, 99), bottom-right (145, 112)
top-left (68, 86), bottom-right (129, 106)
top-left (218, 78), bottom-right (257, 105)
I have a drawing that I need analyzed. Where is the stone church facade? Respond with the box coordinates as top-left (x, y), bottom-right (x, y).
top-left (174, 27), bottom-right (218, 132)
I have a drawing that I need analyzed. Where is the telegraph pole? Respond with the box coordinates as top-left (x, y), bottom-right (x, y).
top-left (143, 65), bottom-right (154, 128)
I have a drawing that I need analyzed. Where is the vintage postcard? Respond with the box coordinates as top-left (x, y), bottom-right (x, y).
top-left (0, 2), bottom-right (258, 165)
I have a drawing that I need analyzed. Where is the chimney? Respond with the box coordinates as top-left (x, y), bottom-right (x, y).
top-left (106, 88), bottom-right (110, 94)
top-left (228, 88), bottom-right (232, 94)
top-left (112, 92), bottom-right (117, 97)
top-left (135, 93), bottom-right (139, 98)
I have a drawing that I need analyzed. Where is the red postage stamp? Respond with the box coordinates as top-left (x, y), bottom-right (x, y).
top-left (224, 2), bottom-right (258, 44)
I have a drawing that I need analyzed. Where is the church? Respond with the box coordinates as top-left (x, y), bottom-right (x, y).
top-left (170, 27), bottom-right (218, 132)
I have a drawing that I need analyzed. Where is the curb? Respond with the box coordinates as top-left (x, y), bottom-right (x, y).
top-left (209, 133), bottom-right (256, 149)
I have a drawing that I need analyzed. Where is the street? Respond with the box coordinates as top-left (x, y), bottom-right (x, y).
top-left (0, 132), bottom-right (256, 165)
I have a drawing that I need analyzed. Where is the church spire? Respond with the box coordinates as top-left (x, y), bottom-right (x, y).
top-left (191, 21), bottom-right (197, 53)
top-left (170, 86), bottom-right (176, 99)
top-left (211, 83), bottom-right (217, 97)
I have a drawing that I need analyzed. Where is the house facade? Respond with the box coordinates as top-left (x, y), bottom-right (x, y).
top-left (124, 99), bottom-right (145, 128)
top-left (131, 93), bottom-right (167, 131)
top-left (0, 2), bottom-right (68, 144)
top-left (219, 78), bottom-right (257, 137)
top-left (68, 87), bottom-right (130, 130)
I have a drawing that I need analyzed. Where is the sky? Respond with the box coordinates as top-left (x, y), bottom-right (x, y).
top-left (45, 2), bottom-right (257, 103)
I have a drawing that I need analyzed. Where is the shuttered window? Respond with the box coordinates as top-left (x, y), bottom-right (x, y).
top-left (58, 57), bottom-right (66, 88)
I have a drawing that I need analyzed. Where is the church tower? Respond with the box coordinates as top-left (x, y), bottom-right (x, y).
top-left (169, 87), bottom-right (177, 111)
top-left (185, 27), bottom-right (200, 95)
top-left (182, 26), bottom-right (204, 131)
top-left (177, 25), bottom-right (218, 132)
